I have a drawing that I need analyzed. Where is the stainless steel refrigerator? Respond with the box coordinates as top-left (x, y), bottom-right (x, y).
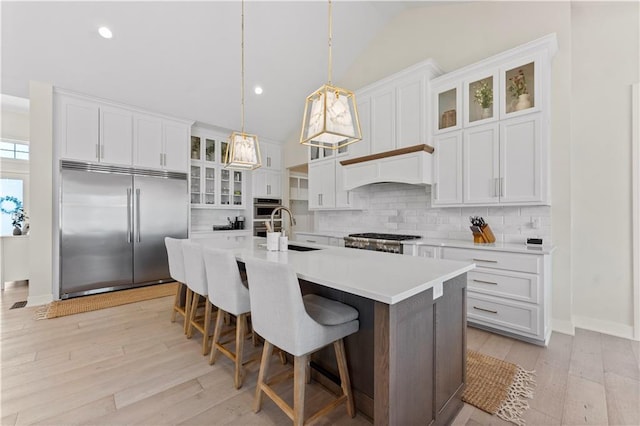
top-left (60, 161), bottom-right (188, 299)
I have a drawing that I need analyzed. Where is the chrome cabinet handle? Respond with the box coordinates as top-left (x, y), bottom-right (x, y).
top-left (500, 177), bottom-right (504, 197)
top-left (160, 153), bottom-right (163, 166)
top-left (473, 306), bottom-right (498, 314)
top-left (267, 157), bottom-right (271, 167)
top-left (135, 189), bottom-right (141, 242)
top-left (347, 191), bottom-right (350, 205)
top-left (126, 188), bottom-right (132, 243)
top-left (433, 182), bottom-right (438, 200)
top-left (267, 184), bottom-right (271, 195)
top-left (101, 145), bottom-right (104, 159)
top-left (472, 258), bottom-right (498, 263)
top-left (472, 279), bottom-right (498, 285)
top-left (319, 193), bottom-right (323, 206)
top-left (306, 239), bottom-right (317, 243)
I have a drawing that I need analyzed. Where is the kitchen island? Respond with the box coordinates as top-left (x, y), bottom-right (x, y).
top-left (196, 236), bottom-right (474, 425)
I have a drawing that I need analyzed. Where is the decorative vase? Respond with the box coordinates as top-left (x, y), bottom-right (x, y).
top-left (515, 93), bottom-right (531, 111)
top-left (12, 225), bottom-right (22, 236)
top-left (481, 107), bottom-right (491, 119)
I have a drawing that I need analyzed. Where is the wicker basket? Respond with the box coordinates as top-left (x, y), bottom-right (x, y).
top-left (441, 109), bottom-right (456, 129)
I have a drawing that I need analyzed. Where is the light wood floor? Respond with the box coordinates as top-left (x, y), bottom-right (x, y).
top-left (1, 281), bottom-right (638, 425)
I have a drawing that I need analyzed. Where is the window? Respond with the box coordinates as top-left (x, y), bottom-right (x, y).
top-left (0, 140), bottom-right (29, 160)
top-left (0, 178), bottom-right (24, 235)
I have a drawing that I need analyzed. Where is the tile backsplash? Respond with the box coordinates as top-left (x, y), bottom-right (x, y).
top-left (315, 183), bottom-right (551, 244)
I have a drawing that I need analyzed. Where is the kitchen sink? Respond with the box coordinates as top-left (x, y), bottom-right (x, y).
top-left (287, 244), bottom-right (322, 252)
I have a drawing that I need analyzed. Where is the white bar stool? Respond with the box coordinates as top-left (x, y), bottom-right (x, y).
top-left (202, 247), bottom-right (253, 389)
top-left (164, 237), bottom-right (189, 334)
top-left (182, 241), bottom-right (214, 356)
top-left (244, 258), bottom-right (359, 426)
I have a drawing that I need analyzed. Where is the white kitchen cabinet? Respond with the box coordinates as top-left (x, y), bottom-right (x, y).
top-left (440, 245), bottom-right (551, 345)
top-left (348, 97), bottom-right (371, 159)
top-left (499, 114), bottom-right (543, 203)
top-left (335, 162), bottom-right (358, 209)
top-left (432, 131), bottom-right (463, 206)
top-left (163, 121), bottom-right (190, 172)
top-left (396, 74), bottom-right (424, 148)
top-left (56, 90), bottom-right (191, 171)
top-left (430, 34), bottom-right (556, 207)
top-left (253, 169), bottom-right (281, 198)
top-left (57, 93), bottom-right (132, 165)
top-left (406, 242), bottom-right (552, 345)
top-left (135, 115), bottom-right (189, 172)
top-left (190, 130), bottom-right (245, 208)
top-left (261, 141), bottom-right (282, 170)
top-left (309, 160), bottom-right (336, 209)
top-left (464, 123), bottom-right (500, 204)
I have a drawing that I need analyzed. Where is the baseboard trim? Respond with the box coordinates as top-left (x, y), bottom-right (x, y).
top-left (552, 318), bottom-right (575, 336)
top-left (27, 293), bottom-right (53, 307)
top-left (573, 315), bottom-right (635, 340)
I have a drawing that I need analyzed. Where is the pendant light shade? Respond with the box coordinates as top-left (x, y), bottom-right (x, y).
top-left (225, 131), bottom-right (261, 170)
top-left (300, 0), bottom-right (361, 150)
top-left (226, 0), bottom-right (261, 170)
top-left (301, 84), bottom-right (361, 149)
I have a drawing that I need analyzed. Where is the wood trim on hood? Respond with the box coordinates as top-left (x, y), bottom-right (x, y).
top-left (339, 144), bottom-right (434, 166)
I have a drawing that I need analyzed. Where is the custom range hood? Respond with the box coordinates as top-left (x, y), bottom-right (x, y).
top-left (339, 144), bottom-right (434, 190)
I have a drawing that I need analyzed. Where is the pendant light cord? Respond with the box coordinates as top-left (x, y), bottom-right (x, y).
top-left (328, 0), bottom-right (332, 85)
top-left (241, 0), bottom-right (245, 134)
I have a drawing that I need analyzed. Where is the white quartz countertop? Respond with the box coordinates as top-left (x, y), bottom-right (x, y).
top-left (402, 238), bottom-right (555, 255)
top-left (294, 231), bottom-right (349, 239)
top-left (195, 236), bottom-right (474, 305)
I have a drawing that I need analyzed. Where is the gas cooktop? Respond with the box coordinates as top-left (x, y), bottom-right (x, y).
top-left (346, 233), bottom-right (421, 241)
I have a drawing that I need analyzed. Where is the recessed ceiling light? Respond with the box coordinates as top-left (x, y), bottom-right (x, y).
top-left (254, 86), bottom-right (263, 95)
top-left (98, 27), bottom-right (113, 39)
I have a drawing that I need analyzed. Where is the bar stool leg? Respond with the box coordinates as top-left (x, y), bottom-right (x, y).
top-left (209, 308), bottom-right (225, 365)
top-left (183, 288), bottom-right (192, 335)
top-left (254, 340), bottom-right (274, 413)
top-left (293, 354), bottom-right (308, 426)
top-left (170, 282), bottom-right (182, 322)
top-left (234, 313), bottom-right (247, 389)
top-left (334, 339), bottom-right (355, 418)
top-left (187, 293), bottom-right (199, 339)
top-left (202, 299), bottom-right (213, 356)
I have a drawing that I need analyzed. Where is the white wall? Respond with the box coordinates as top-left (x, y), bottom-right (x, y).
top-left (1, 109), bottom-right (30, 141)
top-left (27, 82), bottom-right (54, 306)
top-left (570, 2), bottom-right (639, 338)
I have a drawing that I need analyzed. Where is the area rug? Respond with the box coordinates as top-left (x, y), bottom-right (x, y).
top-left (462, 350), bottom-right (536, 426)
top-left (35, 282), bottom-right (178, 319)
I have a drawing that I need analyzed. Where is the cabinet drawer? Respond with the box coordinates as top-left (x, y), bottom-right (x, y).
top-left (295, 234), bottom-right (329, 245)
top-left (417, 245), bottom-right (438, 258)
top-left (441, 247), bottom-right (539, 273)
top-left (467, 293), bottom-right (539, 337)
top-left (468, 269), bottom-right (539, 303)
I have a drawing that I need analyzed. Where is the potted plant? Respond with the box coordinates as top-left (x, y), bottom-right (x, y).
top-left (10, 207), bottom-right (28, 235)
top-left (508, 69), bottom-right (531, 111)
top-left (473, 81), bottom-right (493, 118)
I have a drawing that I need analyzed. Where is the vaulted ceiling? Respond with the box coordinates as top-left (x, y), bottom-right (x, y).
top-left (2, 1), bottom-right (431, 144)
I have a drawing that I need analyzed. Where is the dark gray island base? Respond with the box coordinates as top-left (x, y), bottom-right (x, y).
top-left (300, 273), bottom-right (467, 425)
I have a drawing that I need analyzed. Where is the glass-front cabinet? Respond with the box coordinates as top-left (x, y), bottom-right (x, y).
top-left (501, 57), bottom-right (539, 118)
top-left (190, 133), bottom-right (244, 208)
top-left (464, 72), bottom-right (498, 127)
top-left (433, 82), bottom-right (462, 134)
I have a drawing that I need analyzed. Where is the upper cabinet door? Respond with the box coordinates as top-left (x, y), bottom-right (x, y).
top-left (432, 131), bottom-right (463, 206)
top-left (99, 106), bottom-right (133, 166)
top-left (57, 95), bottom-right (100, 162)
top-left (163, 121), bottom-right (190, 172)
top-left (433, 81), bottom-right (462, 135)
top-left (133, 113), bottom-right (163, 169)
top-left (464, 123), bottom-right (500, 204)
top-left (371, 88), bottom-right (395, 154)
top-left (262, 142), bottom-right (282, 170)
top-left (464, 71), bottom-right (499, 128)
top-left (499, 114), bottom-right (543, 204)
top-left (500, 55), bottom-right (541, 119)
top-left (396, 76), bottom-right (423, 148)
top-left (348, 96), bottom-right (371, 159)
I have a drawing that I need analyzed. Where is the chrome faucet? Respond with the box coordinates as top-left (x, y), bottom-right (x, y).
top-left (271, 206), bottom-right (296, 235)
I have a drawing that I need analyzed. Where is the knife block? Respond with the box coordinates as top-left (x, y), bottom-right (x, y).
top-left (471, 224), bottom-right (496, 244)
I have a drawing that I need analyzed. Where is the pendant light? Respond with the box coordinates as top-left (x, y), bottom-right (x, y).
top-left (225, 0), bottom-right (261, 170)
top-left (300, 0), bottom-right (362, 150)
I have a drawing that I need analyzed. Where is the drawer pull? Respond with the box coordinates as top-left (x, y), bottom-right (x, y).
top-left (473, 306), bottom-right (498, 314)
top-left (472, 279), bottom-right (498, 285)
top-left (472, 258), bottom-right (498, 263)
top-left (306, 239), bottom-right (317, 243)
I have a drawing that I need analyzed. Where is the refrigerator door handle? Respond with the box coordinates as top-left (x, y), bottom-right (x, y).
top-left (136, 188), bottom-right (141, 242)
top-left (127, 188), bottom-right (132, 243)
